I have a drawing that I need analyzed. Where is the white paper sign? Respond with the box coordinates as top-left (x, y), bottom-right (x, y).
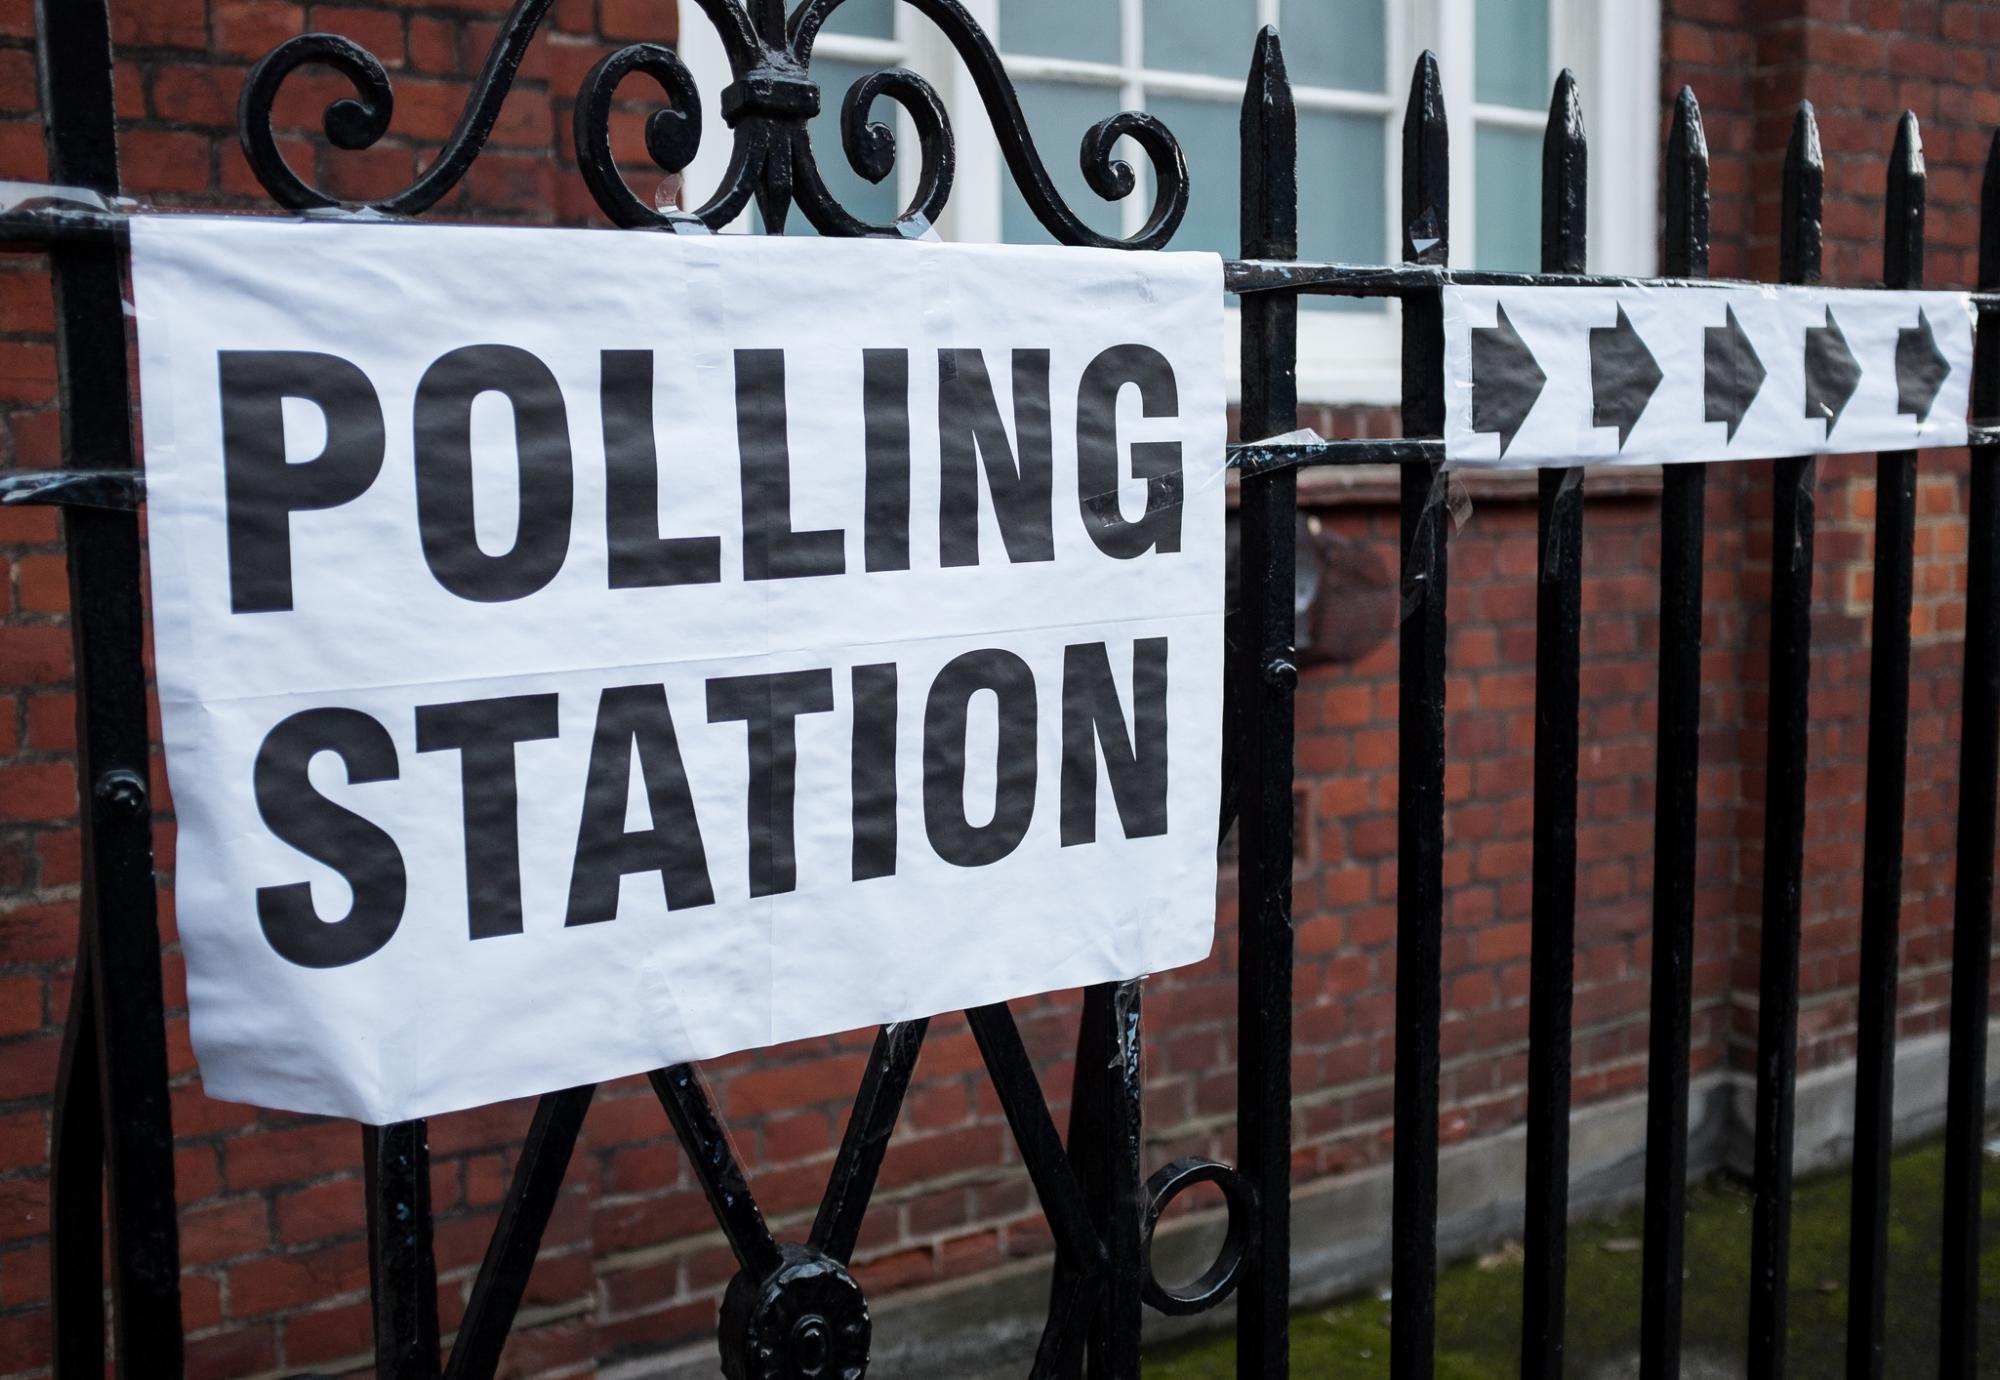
top-left (131, 217), bottom-right (1226, 1124)
top-left (1442, 284), bottom-right (1975, 467)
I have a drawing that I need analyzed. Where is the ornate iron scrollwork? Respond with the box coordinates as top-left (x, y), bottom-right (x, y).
top-left (237, 0), bottom-right (1189, 246)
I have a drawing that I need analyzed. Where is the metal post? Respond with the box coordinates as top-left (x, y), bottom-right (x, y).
top-left (1520, 68), bottom-right (1587, 1380)
top-left (1939, 127), bottom-right (2000, 1380)
top-left (1747, 100), bottom-right (1824, 1380)
top-left (1235, 26), bottom-right (1299, 1380)
top-left (32, 0), bottom-right (184, 1371)
top-left (1846, 110), bottom-right (1924, 1380)
top-left (1392, 48), bottom-right (1449, 1380)
top-left (1639, 85), bottom-right (1712, 1380)
top-left (365, 1121), bottom-right (442, 1380)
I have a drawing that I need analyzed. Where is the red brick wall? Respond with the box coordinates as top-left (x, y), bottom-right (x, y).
top-left (1, 1), bottom-right (1998, 1376)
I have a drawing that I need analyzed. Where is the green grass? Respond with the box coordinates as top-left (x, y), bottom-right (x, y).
top-left (1146, 1135), bottom-right (2000, 1378)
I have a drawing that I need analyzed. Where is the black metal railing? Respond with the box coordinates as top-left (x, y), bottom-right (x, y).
top-left (5, 0), bottom-right (1999, 1377)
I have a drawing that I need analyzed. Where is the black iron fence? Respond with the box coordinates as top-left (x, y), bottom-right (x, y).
top-left (4, 0), bottom-right (1998, 1376)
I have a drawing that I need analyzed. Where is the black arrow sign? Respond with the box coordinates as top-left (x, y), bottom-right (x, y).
top-left (1589, 305), bottom-right (1662, 449)
top-left (1896, 307), bottom-right (1950, 422)
top-left (1471, 304), bottom-right (1545, 456)
top-left (1804, 307), bottom-right (1862, 435)
top-left (1704, 304), bottom-right (1765, 440)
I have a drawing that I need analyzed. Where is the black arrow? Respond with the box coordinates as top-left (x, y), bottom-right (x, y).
top-left (1804, 307), bottom-right (1861, 434)
top-left (1704, 304), bottom-right (1765, 440)
top-left (1589, 305), bottom-right (1662, 449)
top-left (1471, 304), bottom-right (1545, 456)
top-left (1896, 307), bottom-right (1950, 422)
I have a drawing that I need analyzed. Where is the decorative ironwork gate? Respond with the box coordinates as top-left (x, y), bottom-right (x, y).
top-left (6, 0), bottom-right (1999, 1376)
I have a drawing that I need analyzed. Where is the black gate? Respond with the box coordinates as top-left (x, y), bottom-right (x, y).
top-left (5, 1), bottom-right (1999, 1377)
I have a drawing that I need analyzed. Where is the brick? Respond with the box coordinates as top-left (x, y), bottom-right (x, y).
top-left (0, 1307), bottom-right (51, 1371)
top-left (7, 406), bottom-right (59, 468)
top-left (0, 622), bottom-right (71, 691)
top-left (723, 1053), bottom-right (869, 1117)
top-left (223, 1121), bottom-right (357, 1192)
top-left (24, 690), bottom-right (72, 750)
top-left (180, 1197), bottom-right (272, 1264)
top-left (185, 1319), bottom-right (278, 1375)
top-left (598, 0), bottom-right (677, 42)
top-left (0, 972), bottom-right (42, 1035)
top-left (0, 264), bottom-right (53, 335)
top-left (226, 1238), bottom-right (369, 1316)
top-left (112, 0), bottom-right (208, 48)
top-left (0, 116), bottom-right (45, 183)
top-left (311, 7), bottom-right (408, 65)
top-left (0, 1031), bottom-right (56, 1099)
top-left (149, 64), bottom-right (245, 128)
top-left (853, 1244), bottom-right (933, 1295)
top-left (0, 760), bottom-right (75, 820)
top-left (281, 1296), bottom-right (374, 1369)
top-left (0, 340), bottom-right (54, 405)
top-left (409, 16), bottom-right (460, 71)
top-left (213, 0), bottom-right (304, 58)
top-left (16, 553), bottom-right (65, 612)
top-left (119, 129), bottom-right (213, 194)
top-left (0, 1174), bottom-right (46, 1240)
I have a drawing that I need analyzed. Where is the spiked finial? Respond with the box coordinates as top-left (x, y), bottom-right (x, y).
top-left (1781, 100), bottom-right (1824, 285)
top-left (1980, 129), bottom-right (2000, 293)
top-left (1403, 51), bottom-right (1448, 263)
top-left (1241, 25), bottom-right (1297, 259)
top-left (1665, 86), bottom-right (1710, 278)
top-left (1884, 111), bottom-right (1926, 290)
top-left (1542, 69), bottom-right (1587, 274)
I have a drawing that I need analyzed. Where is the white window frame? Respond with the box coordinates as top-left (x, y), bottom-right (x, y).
top-left (678, 0), bottom-right (1658, 406)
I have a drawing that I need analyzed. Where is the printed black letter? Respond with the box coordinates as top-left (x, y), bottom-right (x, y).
top-left (252, 707), bottom-right (406, 968)
top-left (415, 693), bottom-right (561, 939)
top-left (414, 344), bottom-right (575, 602)
top-left (1075, 344), bottom-right (1184, 558)
top-left (736, 349), bottom-right (846, 580)
top-left (850, 663), bottom-right (898, 880)
top-left (567, 684), bottom-right (714, 923)
top-left (923, 649), bottom-right (1037, 866)
top-left (220, 351), bottom-right (385, 613)
top-left (707, 669), bottom-right (836, 896)
top-left (602, 350), bottom-right (722, 588)
top-left (938, 350), bottom-right (1054, 567)
top-left (864, 350), bottom-right (912, 572)
top-left (1060, 638), bottom-right (1169, 845)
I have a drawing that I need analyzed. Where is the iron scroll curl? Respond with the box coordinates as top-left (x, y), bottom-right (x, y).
top-left (1140, 1157), bottom-right (1259, 1316)
top-left (238, 0), bottom-right (1190, 247)
top-left (237, 0), bottom-right (557, 215)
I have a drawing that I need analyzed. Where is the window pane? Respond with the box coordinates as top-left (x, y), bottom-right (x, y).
top-left (1475, 125), bottom-right (1539, 269)
top-left (1474, 0), bottom-right (1549, 109)
top-left (1280, 0), bottom-right (1385, 93)
top-left (785, 58), bottom-right (900, 234)
top-left (1143, 95), bottom-right (1236, 253)
top-left (1146, 96), bottom-right (1384, 312)
top-left (1002, 0), bottom-right (1120, 65)
top-left (1144, 0), bottom-right (1256, 80)
top-left (1000, 81), bottom-right (1127, 244)
top-left (1298, 108), bottom-right (1387, 310)
top-left (819, 0), bottom-right (894, 40)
